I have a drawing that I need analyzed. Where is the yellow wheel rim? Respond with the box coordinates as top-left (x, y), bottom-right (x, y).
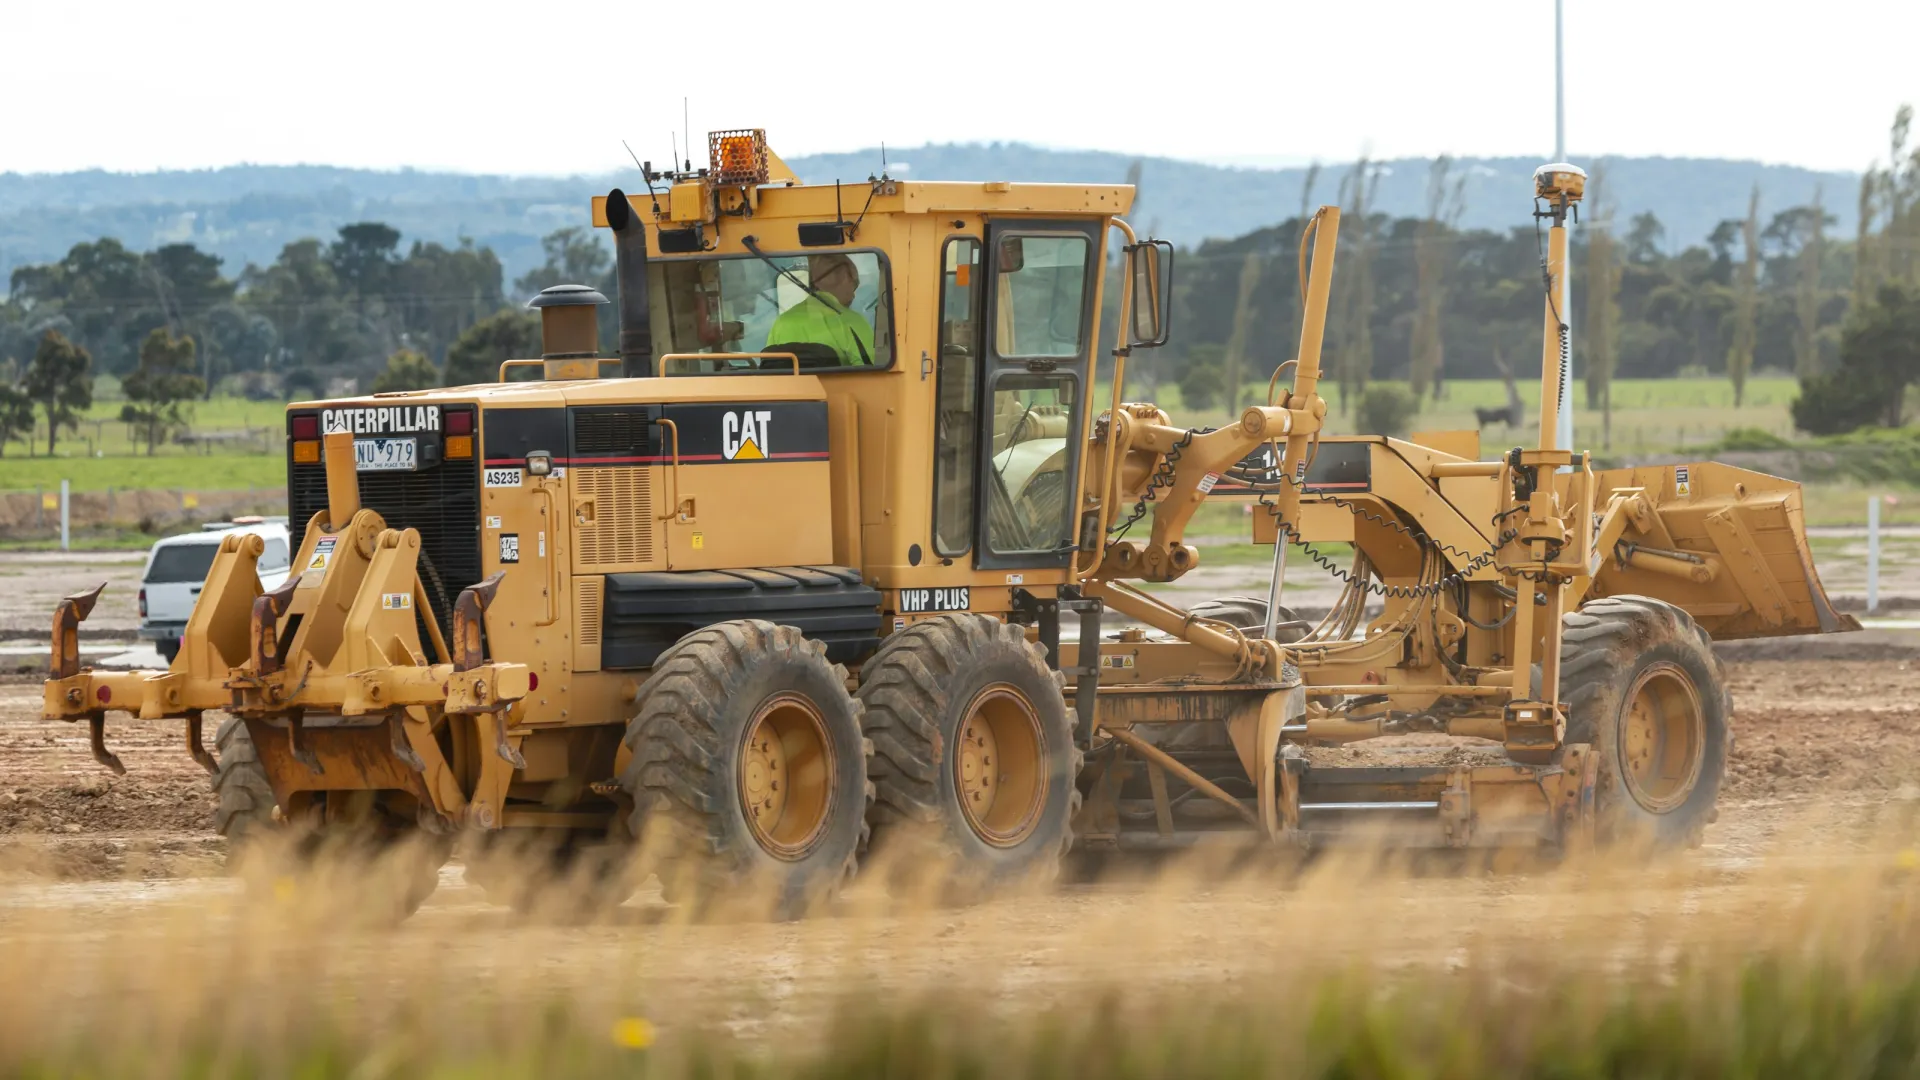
top-left (1619, 662), bottom-right (1706, 814)
top-left (739, 693), bottom-right (834, 859)
top-left (955, 684), bottom-right (1048, 847)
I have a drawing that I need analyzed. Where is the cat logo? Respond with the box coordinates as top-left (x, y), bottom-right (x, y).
top-left (721, 410), bottom-right (772, 461)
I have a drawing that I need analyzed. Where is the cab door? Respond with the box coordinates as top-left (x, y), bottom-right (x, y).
top-left (972, 220), bottom-right (1100, 571)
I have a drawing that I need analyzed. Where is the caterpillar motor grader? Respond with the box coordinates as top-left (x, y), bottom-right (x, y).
top-left (44, 131), bottom-right (1854, 916)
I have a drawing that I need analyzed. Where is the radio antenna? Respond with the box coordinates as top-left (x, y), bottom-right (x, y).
top-left (669, 132), bottom-right (679, 179)
top-left (683, 97), bottom-right (692, 172)
top-left (880, 140), bottom-right (889, 180)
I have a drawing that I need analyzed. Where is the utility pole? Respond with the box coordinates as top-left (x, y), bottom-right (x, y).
top-left (1555, 0), bottom-right (1566, 161)
top-left (1553, 0), bottom-right (1574, 456)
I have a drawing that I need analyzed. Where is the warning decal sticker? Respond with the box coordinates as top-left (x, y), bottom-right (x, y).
top-left (307, 536), bottom-right (337, 572)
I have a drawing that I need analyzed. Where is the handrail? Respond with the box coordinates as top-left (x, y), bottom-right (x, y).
top-left (658, 351), bottom-right (801, 376)
top-left (497, 357), bottom-right (624, 382)
top-left (1077, 217), bottom-right (1140, 580)
top-left (652, 419), bottom-right (683, 524)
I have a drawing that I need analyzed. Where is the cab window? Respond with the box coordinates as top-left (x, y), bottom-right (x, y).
top-left (983, 376), bottom-right (1077, 555)
top-left (933, 238), bottom-right (982, 556)
top-left (647, 251), bottom-right (893, 370)
top-left (992, 235), bottom-right (1090, 361)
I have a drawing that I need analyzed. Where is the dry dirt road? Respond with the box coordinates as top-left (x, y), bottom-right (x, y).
top-left (2, 548), bottom-right (1917, 1014)
top-left (2, 659), bottom-right (1916, 1010)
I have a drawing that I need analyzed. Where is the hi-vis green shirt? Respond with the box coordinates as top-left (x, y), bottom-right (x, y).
top-left (766, 293), bottom-right (875, 366)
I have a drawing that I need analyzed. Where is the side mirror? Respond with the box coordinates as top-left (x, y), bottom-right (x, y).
top-left (998, 236), bottom-right (1026, 273)
top-left (1127, 239), bottom-right (1173, 348)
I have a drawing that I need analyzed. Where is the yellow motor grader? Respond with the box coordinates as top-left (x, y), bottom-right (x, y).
top-left (43, 131), bottom-right (1853, 915)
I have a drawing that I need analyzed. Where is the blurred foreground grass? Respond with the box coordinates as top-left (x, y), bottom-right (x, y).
top-left (0, 828), bottom-right (1914, 1078)
top-left (13, 961), bottom-right (1916, 1077)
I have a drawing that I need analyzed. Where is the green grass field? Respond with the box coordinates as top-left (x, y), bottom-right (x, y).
top-left (0, 377), bottom-right (1887, 523)
top-left (0, 452), bottom-right (285, 492)
top-left (1141, 375), bottom-right (1803, 457)
top-left (2, 390), bottom-right (289, 491)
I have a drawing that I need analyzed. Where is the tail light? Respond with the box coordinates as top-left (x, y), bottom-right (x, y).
top-left (138, 588), bottom-right (147, 618)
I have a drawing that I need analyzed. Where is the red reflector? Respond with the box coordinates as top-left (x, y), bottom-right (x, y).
top-left (445, 409), bottom-right (474, 435)
top-left (528, 672), bottom-right (539, 692)
top-left (290, 414), bottom-right (320, 440)
top-left (96, 686), bottom-right (110, 704)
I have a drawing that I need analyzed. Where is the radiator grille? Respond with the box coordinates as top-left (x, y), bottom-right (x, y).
top-left (572, 409), bottom-right (654, 455)
top-left (286, 414), bottom-right (481, 643)
top-left (573, 466), bottom-right (655, 568)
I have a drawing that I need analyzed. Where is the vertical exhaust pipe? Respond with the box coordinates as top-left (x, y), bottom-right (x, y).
top-left (605, 188), bottom-right (654, 378)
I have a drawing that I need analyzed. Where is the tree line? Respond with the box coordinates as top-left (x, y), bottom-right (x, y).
top-left (6, 107), bottom-right (1920, 457)
top-left (1145, 105), bottom-right (1920, 444)
top-left (0, 222), bottom-right (613, 454)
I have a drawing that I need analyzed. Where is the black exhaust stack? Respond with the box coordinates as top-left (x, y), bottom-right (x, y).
top-left (605, 188), bottom-right (654, 378)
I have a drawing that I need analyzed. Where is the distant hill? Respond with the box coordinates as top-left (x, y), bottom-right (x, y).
top-left (0, 147), bottom-right (1859, 291)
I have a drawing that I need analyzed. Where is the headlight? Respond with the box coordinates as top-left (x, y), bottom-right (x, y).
top-left (526, 451), bottom-right (553, 476)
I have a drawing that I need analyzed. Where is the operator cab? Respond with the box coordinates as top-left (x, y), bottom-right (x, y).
top-left (581, 127), bottom-right (1171, 614)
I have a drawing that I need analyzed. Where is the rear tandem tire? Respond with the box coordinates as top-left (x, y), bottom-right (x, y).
top-left (1558, 596), bottom-right (1731, 850)
top-left (620, 620), bottom-right (872, 920)
top-left (857, 614), bottom-right (1081, 898)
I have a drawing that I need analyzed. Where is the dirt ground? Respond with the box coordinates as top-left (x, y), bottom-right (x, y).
top-left (4, 657), bottom-right (1916, 878)
top-left (2, 551), bottom-right (1917, 1021)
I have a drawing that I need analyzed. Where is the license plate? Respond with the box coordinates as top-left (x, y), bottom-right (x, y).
top-left (354, 437), bottom-right (418, 472)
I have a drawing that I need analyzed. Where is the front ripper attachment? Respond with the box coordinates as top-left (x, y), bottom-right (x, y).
top-left (50, 582), bottom-right (106, 682)
top-left (450, 571), bottom-right (525, 771)
top-left (43, 517), bottom-right (529, 798)
top-left (48, 583), bottom-right (125, 774)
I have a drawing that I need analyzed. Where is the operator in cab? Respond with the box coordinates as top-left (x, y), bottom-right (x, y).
top-left (767, 253), bottom-right (875, 366)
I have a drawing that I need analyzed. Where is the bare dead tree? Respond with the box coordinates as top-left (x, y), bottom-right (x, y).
top-left (1726, 185), bottom-right (1761, 408)
top-left (1410, 156), bottom-right (1465, 403)
top-left (1582, 162), bottom-right (1622, 448)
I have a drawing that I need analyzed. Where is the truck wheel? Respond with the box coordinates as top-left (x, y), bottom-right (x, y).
top-left (858, 614), bottom-right (1080, 897)
top-left (1559, 596), bottom-right (1730, 850)
top-left (157, 638), bottom-right (181, 664)
top-left (620, 620), bottom-right (872, 920)
top-left (213, 717), bottom-right (450, 921)
top-left (1187, 596), bottom-right (1308, 643)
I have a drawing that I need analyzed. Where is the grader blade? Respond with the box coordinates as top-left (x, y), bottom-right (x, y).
top-left (1584, 462), bottom-right (1859, 639)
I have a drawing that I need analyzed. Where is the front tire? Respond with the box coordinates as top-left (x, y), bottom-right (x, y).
top-left (1559, 596), bottom-right (1730, 849)
top-left (212, 715), bottom-right (277, 848)
top-left (620, 621), bottom-right (872, 919)
top-left (157, 638), bottom-right (181, 664)
top-left (858, 614), bottom-right (1080, 896)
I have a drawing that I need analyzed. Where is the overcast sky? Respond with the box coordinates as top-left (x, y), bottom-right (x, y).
top-left (4, 0), bottom-right (1916, 177)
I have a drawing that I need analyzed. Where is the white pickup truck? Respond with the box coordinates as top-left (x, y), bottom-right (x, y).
top-left (138, 518), bottom-right (292, 663)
